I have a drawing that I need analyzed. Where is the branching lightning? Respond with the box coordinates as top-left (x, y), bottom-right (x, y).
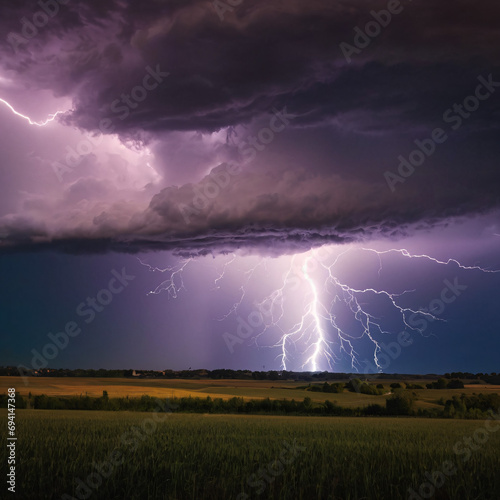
top-left (218, 259), bottom-right (264, 321)
top-left (142, 245), bottom-right (498, 372)
top-left (0, 97), bottom-right (67, 126)
top-left (300, 257), bottom-right (331, 371)
top-left (361, 248), bottom-right (500, 274)
top-left (138, 257), bottom-right (192, 298)
top-left (252, 248), bottom-right (444, 372)
top-left (213, 254), bottom-right (236, 290)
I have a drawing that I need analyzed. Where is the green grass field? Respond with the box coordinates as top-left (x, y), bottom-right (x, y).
top-left (3, 409), bottom-right (500, 499)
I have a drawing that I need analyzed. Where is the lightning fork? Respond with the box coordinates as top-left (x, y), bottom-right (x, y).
top-left (0, 98), bottom-right (67, 126)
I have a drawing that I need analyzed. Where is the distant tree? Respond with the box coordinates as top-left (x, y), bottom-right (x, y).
top-left (386, 392), bottom-right (415, 415)
top-left (405, 383), bottom-right (424, 390)
top-left (331, 383), bottom-right (344, 393)
top-left (15, 392), bottom-right (26, 409)
top-left (345, 378), bottom-right (363, 392)
top-left (34, 394), bottom-right (49, 409)
top-left (427, 378), bottom-right (449, 389)
top-left (447, 379), bottom-right (464, 389)
top-left (308, 384), bottom-right (322, 392)
top-left (302, 397), bottom-right (313, 411)
top-left (436, 378), bottom-right (448, 389)
top-left (365, 404), bottom-right (385, 416)
top-left (323, 400), bottom-right (336, 414)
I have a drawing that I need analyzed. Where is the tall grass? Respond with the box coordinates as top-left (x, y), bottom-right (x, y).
top-left (5, 410), bottom-right (500, 499)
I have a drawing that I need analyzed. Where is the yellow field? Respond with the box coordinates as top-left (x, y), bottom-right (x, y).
top-left (0, 376), bottom-right (259, 400)
top-left (1, 376), bottom-right (388, 405)
top-left (1, 376), bottom-right (498, 409)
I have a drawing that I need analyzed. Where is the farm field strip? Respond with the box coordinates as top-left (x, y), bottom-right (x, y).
top-left (2, 377), bottom-right (498, 409)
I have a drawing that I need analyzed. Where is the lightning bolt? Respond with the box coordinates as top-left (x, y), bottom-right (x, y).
top-left (258, 248), bottom-right (439, 372)
top-left (361, 248), bottom-right (500, 274)
top-left (138, 257), bottom-right (192, 298)
top-left (218, 260), bottom-right (264, 321)
top-left (0, 97), bottom-right (67, 126)
top-left (212, 254), bottom-right (237, 290)
top-left (235, 245), bottom-right (496, 372)
top-left (141, 245), bottom-right (498, 372)
top-left (301, 257), bottom-right (331, 371)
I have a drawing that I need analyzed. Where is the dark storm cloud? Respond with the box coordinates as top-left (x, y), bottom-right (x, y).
top-left (2, 0), bottom-right (499, 134)
top-left (0, 0), bottom-right (499, 255)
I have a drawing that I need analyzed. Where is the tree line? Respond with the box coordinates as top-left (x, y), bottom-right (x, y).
top-left (2, 366), bottom-right (498, 382)
top-left (1, 391), bottom-right (498, 419)
top-left (304, 378), bottom-right (464, 394)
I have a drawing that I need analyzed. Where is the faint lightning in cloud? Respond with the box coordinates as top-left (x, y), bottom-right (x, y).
top-left (0, 97), bottom-right (68, 126)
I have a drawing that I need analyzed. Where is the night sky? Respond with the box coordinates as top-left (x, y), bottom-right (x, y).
top-left (0, 0), bottom-right (499, 374)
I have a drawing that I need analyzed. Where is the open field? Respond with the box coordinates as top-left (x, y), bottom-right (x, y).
top-left (3, 409), bottom-right (500, 500)
top-left (2, 376), bottom-right (499, 410)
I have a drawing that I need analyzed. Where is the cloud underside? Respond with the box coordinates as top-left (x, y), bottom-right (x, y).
top-left (1, 161), bottom-right (498, 256)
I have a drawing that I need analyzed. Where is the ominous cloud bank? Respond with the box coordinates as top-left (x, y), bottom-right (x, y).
top-left (0, 0), bottom-right (499, 255)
